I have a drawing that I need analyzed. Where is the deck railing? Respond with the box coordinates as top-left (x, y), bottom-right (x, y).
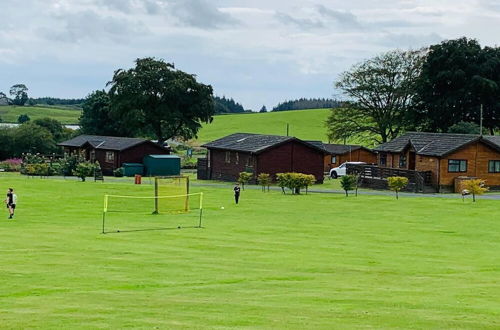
top-left (347, 164), bottom-right (433, 192)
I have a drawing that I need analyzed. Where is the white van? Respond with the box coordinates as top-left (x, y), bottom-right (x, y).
top-left (329, 162), bottom-right (366, 179)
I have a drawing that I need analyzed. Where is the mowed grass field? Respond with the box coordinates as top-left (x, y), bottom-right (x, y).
top-left (0, 174), bottom-right (499, 328)
top-left (195, 109), bottom-right (331, 144)
top-left (0, 105), bottom-right (81, 124)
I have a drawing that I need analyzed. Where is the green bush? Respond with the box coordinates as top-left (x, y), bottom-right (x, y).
top-left (238, 172), bottom-right (253, 190)
top-left (340, 175), bottom-right (358, 197)
top-left (181, 157), bottom-right (197, 169)
top-left (257, 173), bottom-right (271, 192)
top-left (73, 162), bottom-right (98, 181)
top-left (276, 172), bottom-right (316, 194)
top-left (387, 176), bottom-right (409, 199)
top-left (113, 167), bottom-right (124, 177)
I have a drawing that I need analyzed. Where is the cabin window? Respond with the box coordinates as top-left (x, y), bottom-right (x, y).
top-left (90, 150), bottom-right (95, 162)
top-left (105, 151), bottom-right (115, 163)
top-left (489, 160), bottom-right (500, 173)
top-left (331, 156), bottom-right (337, 164)
top-left (380, 153), bottom-right (387, 166)
top-left (246, 156), bottom-right (253, 167)
top-left (235, 152), bottom-right (239, 164)
top-left (448, 159), bottom-right (467, 172)
top-left (207, 151), bottom-right (211, 168)
top-left (399, 155), bottom-right (407, 168)
top-left (225, 151), bottom-right (230, 163)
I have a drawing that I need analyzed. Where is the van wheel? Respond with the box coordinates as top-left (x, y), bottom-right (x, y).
top-left (331, 171), bottom-right (338, 179)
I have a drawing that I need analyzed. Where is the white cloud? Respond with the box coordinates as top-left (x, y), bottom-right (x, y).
top-left (1, 0), bottom-right (500, 110)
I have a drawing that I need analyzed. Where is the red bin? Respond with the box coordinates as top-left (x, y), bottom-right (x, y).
top-left (134, 174), bottom-right (142, 184)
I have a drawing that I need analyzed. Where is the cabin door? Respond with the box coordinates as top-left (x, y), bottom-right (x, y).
top-left (409, 152), bottom-right (416, 170)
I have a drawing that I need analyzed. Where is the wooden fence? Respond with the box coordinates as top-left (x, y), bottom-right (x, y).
top-left (347, 164), bottom-right (434, 193)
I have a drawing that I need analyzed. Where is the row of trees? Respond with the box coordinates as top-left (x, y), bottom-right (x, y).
top-left (214, 96), bottom-right (245, 114)
top-left (0, 118), bottom-right (75, 159)
top-left (328, 37), bottom-right (500, 143)
top-left (272, 98), bottom-right (342, 112)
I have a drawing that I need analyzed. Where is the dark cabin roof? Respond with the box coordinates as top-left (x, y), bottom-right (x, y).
top-left (374, 132), bottom-right (500, 157)
top-left (322, 143), bottom-right (369, 155)
top-left (58, 135), bottom-right (154, 151)
top-left (305, 141), bottom-right (373, 155)
top-left (202, 133), bottom-right (326, 154)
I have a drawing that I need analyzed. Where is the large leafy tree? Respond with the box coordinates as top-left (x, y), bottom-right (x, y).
top-left (413, 38), bottom-right (500, 134)
top-left (9, 84), bottom-right (29, 106)
top-left (108, 58), bottom-right (215, 145)
top-left (332, 50), bottom-right (424, 143)
top-left (12, 122), bottom-right (56, 156)
top-left (79, 90), bottom-right (133, 137)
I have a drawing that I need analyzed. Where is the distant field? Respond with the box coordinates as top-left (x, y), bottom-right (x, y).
top-left (0, 105), bottom-right (81, 124)
top-left (195, 109), bottom-right (330, 144)
top-left (195, 109), bottom-right (374, 146)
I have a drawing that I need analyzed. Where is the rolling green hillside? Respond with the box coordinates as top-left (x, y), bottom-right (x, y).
top-left (196, 109), bottom-right (331, 144)
top-left (0, 106), bottom-right (81, 124)
top-left (195, 109), bottom-right (374, 145)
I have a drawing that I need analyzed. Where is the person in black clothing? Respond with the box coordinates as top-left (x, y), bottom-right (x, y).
top-left (5, 188), bottom-right (17, 219)
top-left (233, 183), bottom-right (241, 204)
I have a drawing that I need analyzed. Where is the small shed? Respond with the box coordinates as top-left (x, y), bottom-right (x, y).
top-left (143, 155), bottom-right (181, 176)
top-left (122, 163), bottom-right (144, 177)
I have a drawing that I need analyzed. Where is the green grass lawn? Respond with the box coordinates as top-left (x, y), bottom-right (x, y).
top-left (195, 109), bottom-right (375, 145)
top-left (195, 109), bottom-right (332, 144)
top-left (0, 105), bottom-right (81, 124)
top-left (0, 174), bottom-right (499, 328)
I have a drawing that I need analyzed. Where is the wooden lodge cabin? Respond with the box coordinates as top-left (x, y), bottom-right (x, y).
top-left (58, 135), bottom-right (169, 175)
top-left (373, 132), bottom-right (500, 192)
top-left (316, 143), bottom-right (377, 172)
top-left (199, 133), bottom-right (327, 183)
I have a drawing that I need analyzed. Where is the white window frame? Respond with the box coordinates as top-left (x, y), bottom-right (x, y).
top-left (106, 151), bottom-right (115, 163)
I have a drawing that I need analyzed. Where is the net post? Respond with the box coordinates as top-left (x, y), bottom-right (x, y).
top-left (153, 177), bottom-right (159, 214)
top-left (198, 193), bottom-right (203, 228)
top-left (102, 212), bottom-right (106, 234)
top-left (185, 176), bottom-right (190, 212)
top-left (102, 195), bottom-right (108, 234)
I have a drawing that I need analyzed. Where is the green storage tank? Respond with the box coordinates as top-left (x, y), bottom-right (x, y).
top-left (122, 163), bottom-right (144, 177)
top-left (143, 155), bottom-right (181, 176)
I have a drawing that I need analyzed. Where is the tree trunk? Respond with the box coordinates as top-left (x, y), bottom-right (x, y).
top-left (396, 190), bottom-right (399, 200)
top-left (345, 190), bottom-right (348, 197)
top-left (472, 193), bottom-right (476, 202)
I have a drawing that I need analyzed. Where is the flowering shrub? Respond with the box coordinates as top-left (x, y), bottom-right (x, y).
top-left (0, 158), bottom-right (23, 172)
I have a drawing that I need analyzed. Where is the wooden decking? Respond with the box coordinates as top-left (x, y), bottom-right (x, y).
top-left (347, 164), bottom-right (435, 193)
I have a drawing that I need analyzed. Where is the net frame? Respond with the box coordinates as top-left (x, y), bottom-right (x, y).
top-left (101, 192), bottom-right (203, 234)
top-left (154, 176), bottom-right (190, 214)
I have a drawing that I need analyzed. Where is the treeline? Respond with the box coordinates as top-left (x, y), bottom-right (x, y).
top-left (29, 97), bottom-right (85, 107)
top-left (0, 118), bottom-right (76, 159)
top-left (272, 98), bottom-right (342, 111)
top-left (0, 84), bottom-right (84, 108)
top-left (214, 96), bottom-right (245, 114)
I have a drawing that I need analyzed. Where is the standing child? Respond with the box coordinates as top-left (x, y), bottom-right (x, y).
top-left (5, 188), bottom-right (17, 219)
top-left (233, 183), bottom-right (241, 204)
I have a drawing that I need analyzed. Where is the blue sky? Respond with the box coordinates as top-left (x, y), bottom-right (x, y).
top-left (1, 0), bottom-right (499, 110)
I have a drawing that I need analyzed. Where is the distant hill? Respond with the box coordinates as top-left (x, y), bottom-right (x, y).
top-left (272, 98), bottom-right (342, 112)
top-left (0, 105), bottom-right (81, 124)
top-left (195, 108), bottom-right (371, 146)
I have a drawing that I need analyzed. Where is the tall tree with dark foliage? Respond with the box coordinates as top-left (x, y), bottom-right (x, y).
top-left (108, 58), bottom-right (215, 145)
top-left (413, 38), bottom-right (500, 134)
top-left (9, 84), bottom-right (29, 106)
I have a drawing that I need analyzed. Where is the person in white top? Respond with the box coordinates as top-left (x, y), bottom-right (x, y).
top-left (5, 188), bottom-right (17, 219)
